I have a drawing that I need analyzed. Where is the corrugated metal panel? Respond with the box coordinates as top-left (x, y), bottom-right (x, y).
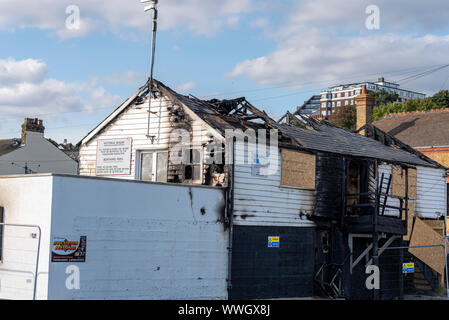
top-left (416, 167), bottom-right (447, 219)
top-left (233, 144), bottom-right (315, 227)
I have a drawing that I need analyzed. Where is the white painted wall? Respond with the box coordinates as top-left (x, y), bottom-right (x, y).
top-left (0, 175), bottom-right (53, 300)
top-left (0, 132), bottom-right (78, 175)
top-left (233, 143), bottom-right (315, 227)
top-left (0, 174), bottom-right (228, 300)
top-left (416, 166), bottom-right (447, 219)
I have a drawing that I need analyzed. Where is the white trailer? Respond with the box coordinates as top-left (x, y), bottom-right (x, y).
top-left (0, 174), bottom-right (228, 300)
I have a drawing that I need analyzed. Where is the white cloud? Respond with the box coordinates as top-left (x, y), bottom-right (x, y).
top-left (276, 0), bottom-right (449, 36)
top-left (249, 18), bottom-right (270, 29)
top-left (0, 58), bottom-right (122, 119)
top-left (105, 70), bottom-right (146, 86)
top-left (176, 81), bottom-right (196, 93)
top-left (0, 0), bottom-right (255, 39)
top-left (227, 0), bottom-right (449, 95)
top-left (0, 58), bottom-right (47, 85)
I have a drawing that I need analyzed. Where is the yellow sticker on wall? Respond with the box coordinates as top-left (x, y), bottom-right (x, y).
top-left (268, 236), bottom-right (280, 248)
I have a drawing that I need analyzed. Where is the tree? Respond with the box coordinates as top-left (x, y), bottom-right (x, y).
top-left (432, 90), bottom-right (449, 107)
top-left (372, 89), bottom-right (399, 107)
top-left (328, 105), bottom-right (356, 131)
top-left (372, 97), bottom-right (440, 121)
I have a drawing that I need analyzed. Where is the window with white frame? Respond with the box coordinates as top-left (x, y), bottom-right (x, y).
top-left (183, 148), bottom-right (202, 182)
top-left (139, 150), bottom-right (168, 182)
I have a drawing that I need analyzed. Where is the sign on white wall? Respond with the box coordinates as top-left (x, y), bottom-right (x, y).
top-left (52, 236), bottom-right (87, 262)
top-left (96, 138), bottom-right (132, 175)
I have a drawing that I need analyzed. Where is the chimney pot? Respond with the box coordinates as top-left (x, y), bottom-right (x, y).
top-left (21, 118), bottom-right (45, 144)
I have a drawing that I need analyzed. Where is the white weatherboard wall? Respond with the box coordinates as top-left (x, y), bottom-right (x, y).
top-left (0, 174), bottom-right (228, 300)
top-left (0, 132), bottom-right (78, 175)
top-left (233, 143), bottom-right (315, 227)
top-left (79, 97), bottom-right (220, 180)
top-left (416, 166), bottom-right (447, 219)
top-left (378, 164), bottom-right (447, 219)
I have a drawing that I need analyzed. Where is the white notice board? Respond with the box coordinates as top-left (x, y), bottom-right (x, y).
top-left (96, 138), bottom-right (132, 175)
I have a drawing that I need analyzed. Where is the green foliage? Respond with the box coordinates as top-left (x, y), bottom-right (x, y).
top-left (372, 90), bottom-right (449, 121)
top-left (432, 90), bottom-right (449, 107)
top-left (372, 89), bottom-right (399, 107)
top-left (328, 105), bottom-right (356, 131)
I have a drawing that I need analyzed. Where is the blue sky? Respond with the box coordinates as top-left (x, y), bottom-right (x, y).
top-left (1, 0), bottom-right (449, 143)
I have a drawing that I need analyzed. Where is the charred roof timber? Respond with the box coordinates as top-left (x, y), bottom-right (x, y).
top-left (80, 79), bottom-right (442, 171)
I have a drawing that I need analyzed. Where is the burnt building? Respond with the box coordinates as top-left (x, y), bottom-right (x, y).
top-left (78, 79), bottom-right (447, 300)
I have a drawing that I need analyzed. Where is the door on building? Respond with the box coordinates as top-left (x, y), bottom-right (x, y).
top-left (139, 151), bottom-right (168, 182)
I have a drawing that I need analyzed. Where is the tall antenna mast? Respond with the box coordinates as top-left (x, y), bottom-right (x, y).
top-left (141, 0), bottom-right (158, 142)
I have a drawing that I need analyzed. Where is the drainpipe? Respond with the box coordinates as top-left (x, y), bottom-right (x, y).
top-left (226, 139), bottom-right (235, 298)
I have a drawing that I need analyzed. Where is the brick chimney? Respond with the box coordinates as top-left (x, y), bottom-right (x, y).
top-left (356, 85), bottom-right (374, 135)
top-left (21, 118), bottom-right (45, 144)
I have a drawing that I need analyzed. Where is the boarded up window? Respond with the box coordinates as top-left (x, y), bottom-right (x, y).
top-left (409, 217), bottom-right (445, 276)
top-left (392, 167), bottom-right (417, 199)
top-left (281, 149), bottom-right (316, 189)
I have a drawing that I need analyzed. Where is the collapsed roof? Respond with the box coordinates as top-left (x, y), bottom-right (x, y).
top-left (79, 79), bottom-right (443, 169)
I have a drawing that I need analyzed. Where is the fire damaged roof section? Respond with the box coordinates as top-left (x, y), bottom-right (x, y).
top-left (154, 80), bottom-right (280, 135)
top-left (273, 115), bottom-right (440, 168)
top-left (359, 123), bottom-right (446, 169)
top-left (79, 79), bottom-right (442, 169)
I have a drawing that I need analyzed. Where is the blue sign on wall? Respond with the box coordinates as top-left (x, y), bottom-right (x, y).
top-left (268, 236), bottom-right (280, 248)
top-left (402, 263), bottom-right (415, 273)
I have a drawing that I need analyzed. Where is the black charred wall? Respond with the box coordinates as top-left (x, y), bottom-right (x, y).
top-left (343, 237), bottom-right (402, 300)
top-left (313, 153), bottom-right (345, 220)
top-left (230, 225), bottom-right (315, 299)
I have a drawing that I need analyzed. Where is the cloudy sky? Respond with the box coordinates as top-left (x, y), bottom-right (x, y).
top-left (1, 0), bottom-right (449, 143)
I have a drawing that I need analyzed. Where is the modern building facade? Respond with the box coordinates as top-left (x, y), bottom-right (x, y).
top-left (295, 95), bottom-right (321, 117)
top-left (319, 77), bottom-right (425, 118)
